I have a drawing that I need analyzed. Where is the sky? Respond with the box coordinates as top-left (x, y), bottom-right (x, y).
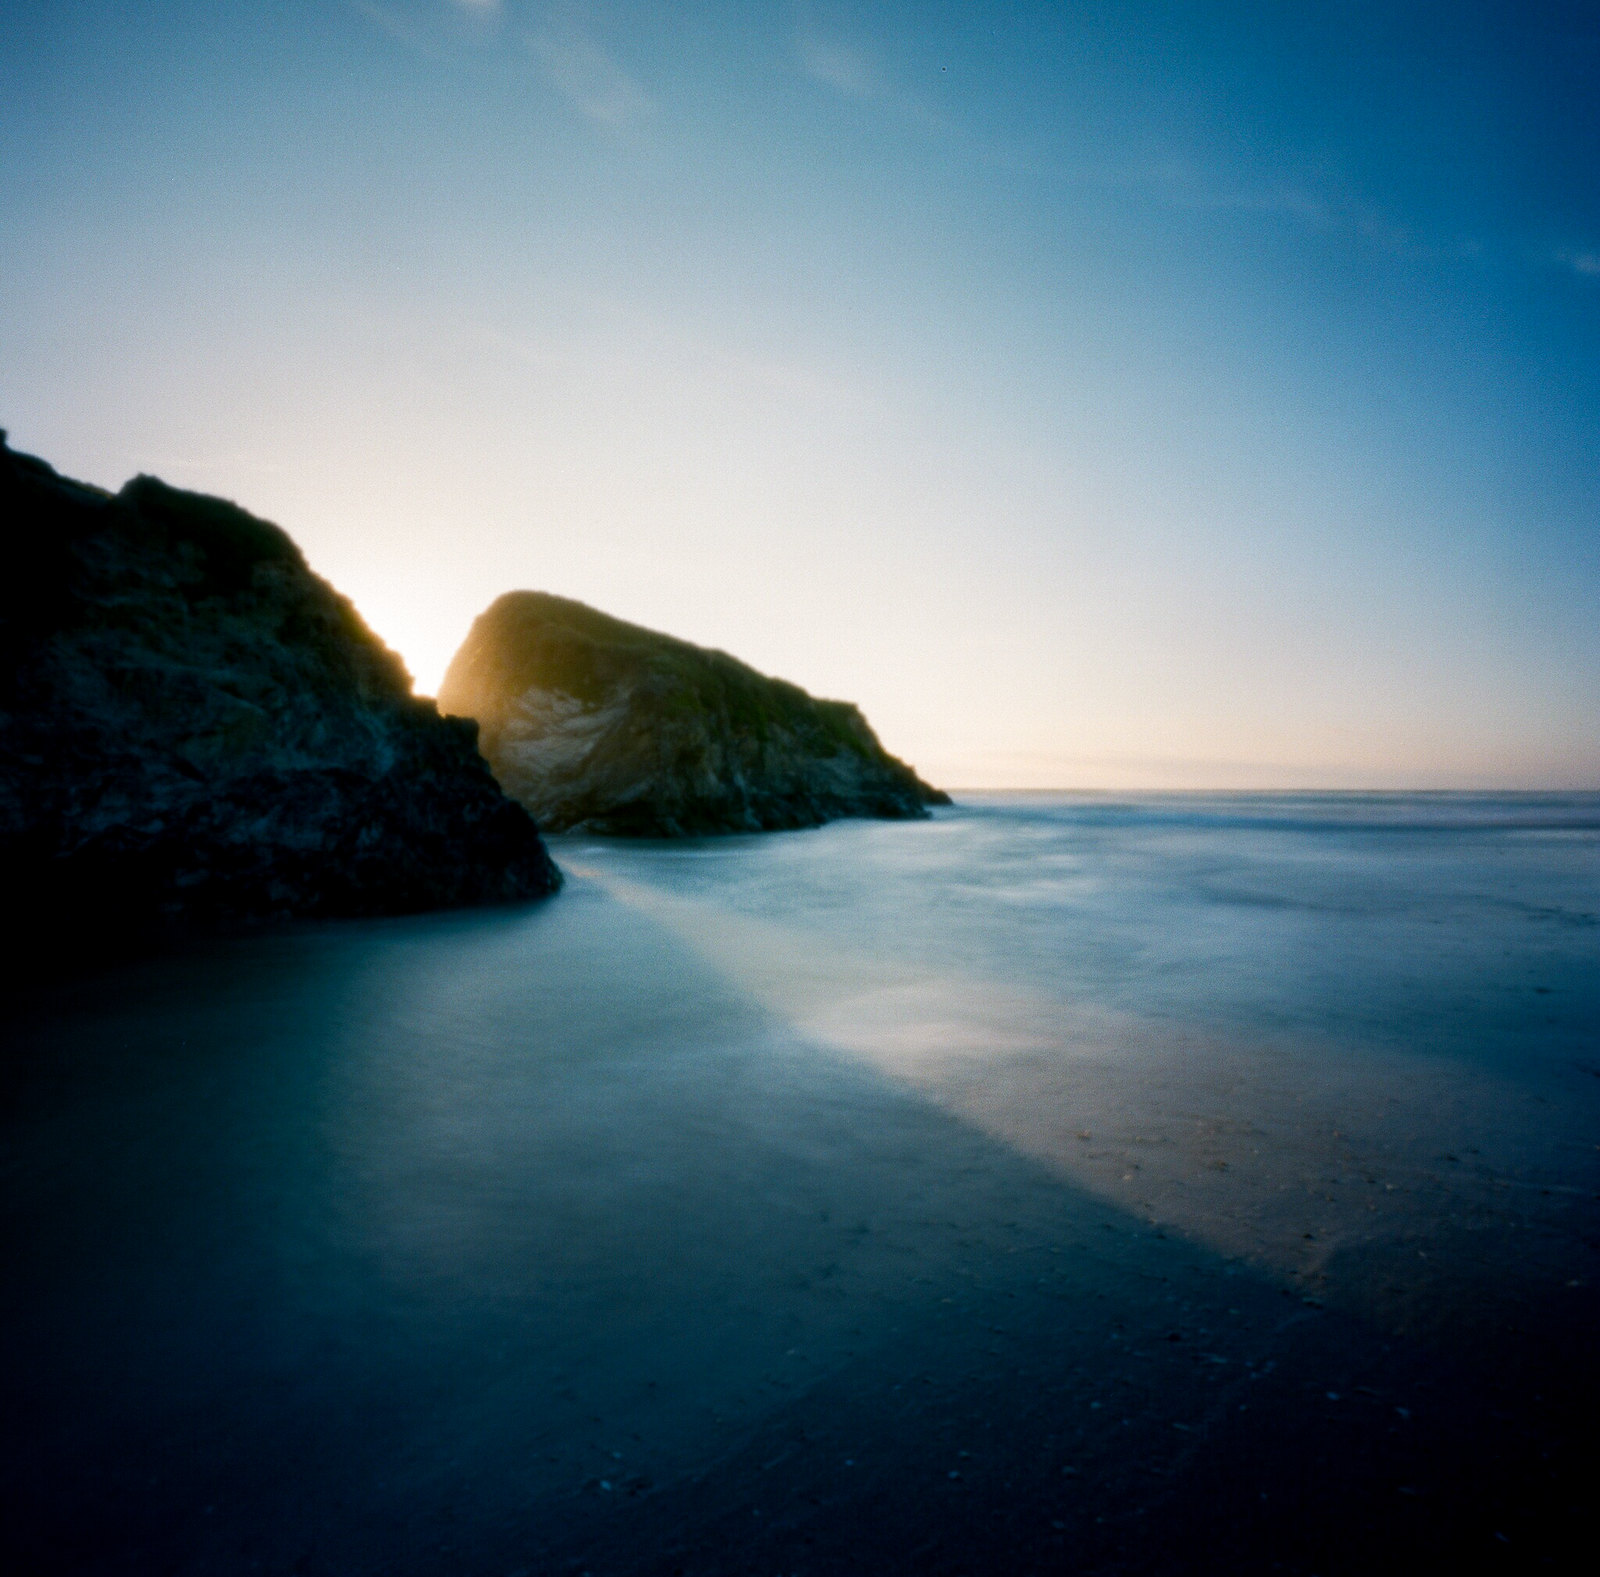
top-left (2, 0), bottom-right (1597, 789)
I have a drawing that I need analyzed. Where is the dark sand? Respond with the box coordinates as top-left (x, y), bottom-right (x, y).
top-left (2, 795), bottom-right (1596, 1573)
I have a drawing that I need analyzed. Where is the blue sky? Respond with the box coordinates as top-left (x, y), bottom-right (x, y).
top-left (3, 0), bottom-right (1596, 786)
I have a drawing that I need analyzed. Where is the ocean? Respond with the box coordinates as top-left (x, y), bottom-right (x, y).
top-left (4, 792), bottom-right (1597, 1574)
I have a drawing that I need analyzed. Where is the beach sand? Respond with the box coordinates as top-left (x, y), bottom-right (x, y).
top-left (3, 797), bottom-right (1596, 1573)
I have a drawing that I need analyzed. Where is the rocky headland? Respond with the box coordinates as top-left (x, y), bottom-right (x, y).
top-left (0, 434), bottom-right (560, 961)
top-left (438, 591), bottom-right (949, 836)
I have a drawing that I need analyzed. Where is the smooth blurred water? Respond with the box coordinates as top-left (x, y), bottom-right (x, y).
top-left (3, 792), bottom-right (1597, 1575)
top-left (571, 789), bottom-right (1600, 1059)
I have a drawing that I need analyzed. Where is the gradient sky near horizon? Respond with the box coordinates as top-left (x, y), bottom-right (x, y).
top-left (2, 0), bottom-right (1597, 788)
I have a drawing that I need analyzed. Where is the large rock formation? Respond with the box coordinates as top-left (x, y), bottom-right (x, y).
top-left (438, 591), bottom-right (949, 836)
top-left (0, 434), bottom-right (560, 959)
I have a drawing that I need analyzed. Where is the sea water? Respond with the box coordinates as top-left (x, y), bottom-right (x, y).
top-left (3, 793), bottom-right (1597, 1573)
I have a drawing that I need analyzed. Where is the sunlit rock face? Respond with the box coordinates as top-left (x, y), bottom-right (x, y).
top-left (0, 434), bottom-right (560, 955)
top-left (439, 591), bottom-right (949, 836)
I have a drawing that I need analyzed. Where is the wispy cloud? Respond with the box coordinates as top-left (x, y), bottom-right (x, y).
top-left (351, 0), bottom-right (499, 56)
top-left (350, 0), bottom-right (436, 54)
top-left (353, 2), bottom-right (654, 135)
top-left (1075, 156), bottom-right (1600, 285)
top-left (790, 21), bottom-right (954, 139)
top-left (1087, 156), bottom-right (1492, 264)
top-left (795, 34), bottom-right (878, 101)
top-left (526, 11), bottom-right (653, 132)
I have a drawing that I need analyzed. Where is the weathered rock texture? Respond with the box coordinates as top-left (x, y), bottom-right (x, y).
top-left (438, 591), bottom-right (950, 836)
top-left (0, 434), bottom-right (560, 956)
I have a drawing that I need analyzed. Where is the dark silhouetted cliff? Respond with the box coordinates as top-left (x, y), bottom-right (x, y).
top-left (438, 591), bottom-right (949, 836)
top-left (0, 434), bottom-right (560, 961)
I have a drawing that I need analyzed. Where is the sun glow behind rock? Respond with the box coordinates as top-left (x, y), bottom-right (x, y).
top-left (2, 3), bottom-right (1596, 789)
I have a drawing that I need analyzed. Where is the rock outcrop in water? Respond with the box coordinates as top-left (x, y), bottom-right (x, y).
top-left (0, 433), bottom-right (560, 955)
top-left (437, 591), bottom-right (949, 836)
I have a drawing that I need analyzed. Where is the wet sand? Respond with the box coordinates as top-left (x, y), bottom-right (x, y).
top-left (2, 796), bottom-right (1596, 1573)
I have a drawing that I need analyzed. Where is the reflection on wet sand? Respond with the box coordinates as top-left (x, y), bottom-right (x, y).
top-left (589, 859), bottom-right (1596, 1329)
